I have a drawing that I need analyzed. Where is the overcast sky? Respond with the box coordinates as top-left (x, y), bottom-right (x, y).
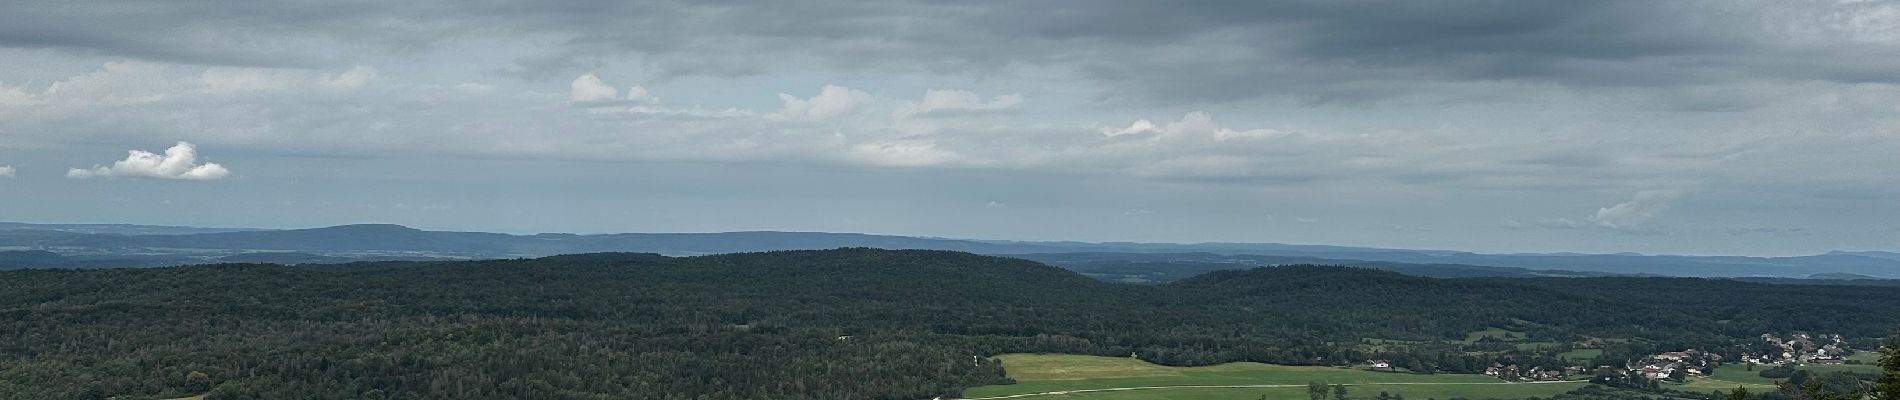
top-left (2, 1), bottom-right (1898, 256)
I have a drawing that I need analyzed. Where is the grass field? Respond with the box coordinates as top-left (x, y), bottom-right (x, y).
top-left (1847, 352), bottom-right (1881, 363)
top-left (960, 354), bottom-right (1588, 400)
top-left (1464, 328), bottom-right (1526, 342)
top-left (1556, 348), bottom-right (1602, 360)
top-left (1799, 363), bottom-right (1881, 375)
top-left (1671, 377), bottom-right (1774, 393)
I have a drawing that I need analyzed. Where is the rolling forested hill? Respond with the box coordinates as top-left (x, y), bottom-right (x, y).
top-left (1, 249), bottom-right (1896, 400)
top-left (7, 222), bottom-right (1900, 278)
top-left (1013, 252), bottom-right (1621, 282)
top-left (1479, 276), bottom-right (1900, 338)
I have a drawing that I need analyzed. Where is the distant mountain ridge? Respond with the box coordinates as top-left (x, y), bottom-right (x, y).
top-left (31, 224), bottom-right (1036, 255)
top-left (1009, 252), bottom-right (1624, 282)
top-left (1, 221), bottom-right (1897, 278)
top-left (0, 222), bottom-right (264, 235)
top-left (1826, 250), bottom-right (1900, 262)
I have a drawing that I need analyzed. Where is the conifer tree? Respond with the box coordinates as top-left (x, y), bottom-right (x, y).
top-left (1875, 333), bottom-right (1898, 400)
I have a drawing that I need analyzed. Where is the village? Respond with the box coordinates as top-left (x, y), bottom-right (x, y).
top-left (1483, 363), bottom-right (1587, 382)
top-left (1466, 331), bottom-right (1862, 384)
top-left (1620, 349), bottom-right (1723, 381)
top-left (1740, 332), bottom-right (1850, 365)
top-left (1589, 331), bottom-right (1861, 385)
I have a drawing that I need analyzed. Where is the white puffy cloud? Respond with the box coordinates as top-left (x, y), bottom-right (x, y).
top-left (322, 65), bottom-right (379, 89)
top-left (569, 73), bottom-right (656, 104)
top-left (893, 89), bottom-right (1022, 119)
top-left (1590, 190), bottom-right (1683, 229)
top-left (624, 85), bottom-right (658, 103)
top-left (768, 85), bottom-right (872, 121)
top-left (0, 165), bottom-right (14, 178)
top-left (570, 73), bottom-right (619, 102)
top-left (67, 142), bottom-right (232, 180)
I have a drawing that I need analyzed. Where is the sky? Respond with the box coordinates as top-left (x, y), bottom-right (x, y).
top-left (1, 1), bottom-right (1898, 256)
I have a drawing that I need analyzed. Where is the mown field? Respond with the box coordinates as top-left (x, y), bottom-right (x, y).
top-left (960, 354), bottom-right (1588, 400)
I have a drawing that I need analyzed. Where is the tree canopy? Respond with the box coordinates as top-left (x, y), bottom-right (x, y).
top-left (1, 249), bottom-right (1895, 399)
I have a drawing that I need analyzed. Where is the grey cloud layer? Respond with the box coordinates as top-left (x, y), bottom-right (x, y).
top-left (2, 54), bottom-right (1895, 195)
top-left (7, 1), bottom-right (1898, 101)
top-left (3, 1), bottom-right (1898, 254)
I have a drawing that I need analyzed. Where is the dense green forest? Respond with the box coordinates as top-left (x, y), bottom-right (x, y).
top-left (1482, 277), bottom-right (1900, 339)
top-left (1, 249), bottom-right (1896, 399)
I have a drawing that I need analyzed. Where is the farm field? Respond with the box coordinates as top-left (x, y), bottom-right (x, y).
top-left (1671, 376), bottom-right (1774, 393)
top-left (959, 354), bottom-right (1588, 400)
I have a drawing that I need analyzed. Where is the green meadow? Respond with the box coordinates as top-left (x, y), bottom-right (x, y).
top-left (960, 354), bottom-right (1587, 400)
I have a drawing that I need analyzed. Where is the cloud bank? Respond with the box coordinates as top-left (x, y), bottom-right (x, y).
top-left (67, 142), bottom-right (232, 180)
